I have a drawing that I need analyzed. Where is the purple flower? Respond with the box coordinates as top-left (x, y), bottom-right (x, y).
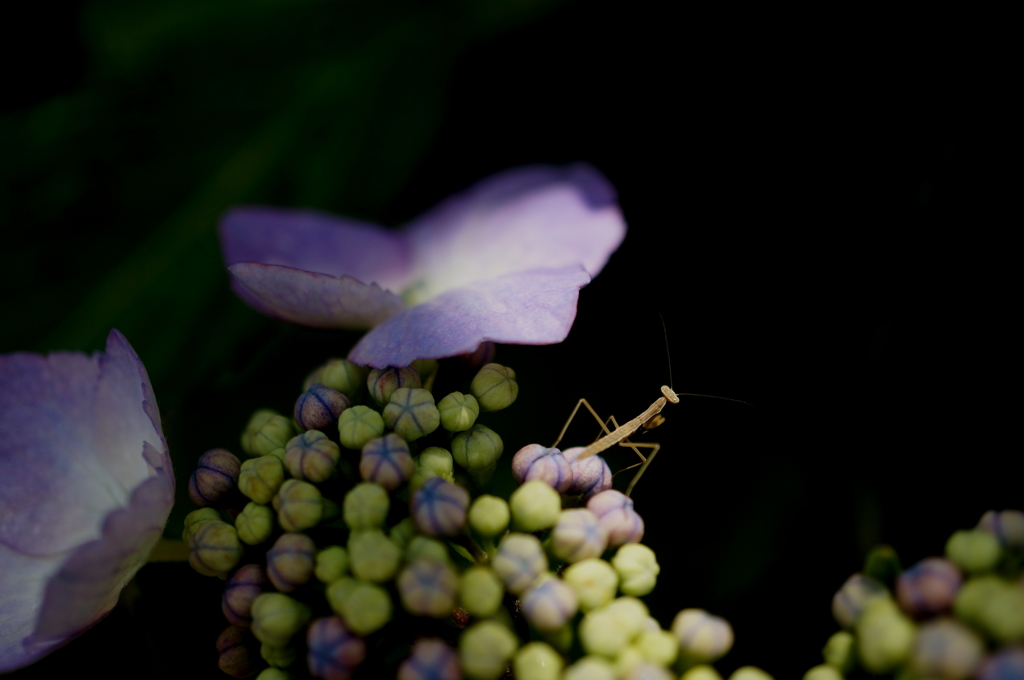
top-left (219, 164), bottom-right (626, 367)
top-left (0, 330), bottom-right (174, 671)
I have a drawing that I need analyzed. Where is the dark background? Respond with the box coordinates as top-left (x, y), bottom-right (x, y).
top-left (2, 1), bottom-right (1015, 678)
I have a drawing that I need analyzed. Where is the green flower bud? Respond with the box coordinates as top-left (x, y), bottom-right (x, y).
top-left (954, 575), bottom-right (1024, 643)
top-left (728, 668), bottom-right (774, 680)
top-left (418, 446), bottom-right (456, 480)
top-left (348, 529), bottom-right (402, 582)
top-left (325, 578), bottom-right (392, 635)
top-left (510, 480), bottom-right (561, 532)
top-left (283, 430), bottom-right (340, 483)
top-left (304, 358), bottom-right (367, 398)
top-left (250, 593), bottom-right (311, 647)
top-left (521, 573), bottom-right (579, 632)
top-left (821, 630), bottom-right (855, 672)
top-left (438, 392), bottom-right (480, 432)
top-left (680, 667), bottom-right (724, 680)
top-left (613, 646), bottom-right (645, 679)
top-left (909, 618), bottom-right (984, 679)
top-left (256, 669), bottom-right (292, 680)
top-left (459, 620), bottom-right (519, 680)
top-left (338, 405), bottom-right (385, 450)
top-left (622, 661), bottom-right (673, 680)
top-left (612, 543), bottom-right (660, 596)
top-left (260, 643), bottom-right (296, 668)
top-left (855, 598), bottom-right (915, 673)
top-left (266, 533), bottom-right (316, 592)
top-left (273, 479), bottom-right (323, 531)
top-left (398, 559), bottom-right (459, 617)
top-left (563, 558), bottom-right (619, 612)
top-left (251, 415), bottom-right (295, 457)
top-left (239, 455), bottom-right (285, 505)
top-left (468, 495), bottom-right (511, 537)
top-left (236, 502), bottom-right (275, 545)
top-left (636, 628), bottom-right (678, 666)
top-left (513, 642), bottom-right (563, 680)
top-left (182, 507), bottom-right (220, 543)
top-left (470, 363), bottom-right (518, 412)
top-left (672, 608), bottom-right (734, 664)
top-left (383, 388), bottom-right (440, 441)
top-left (367, 366), bottom-right (421, 405)
top-left (550, 508), bottom-right (607, 563)
top-left (189, 520), bottom-right (243, 577)
top-left (459, 566), bottom-right (504, 618)
top-left (863, 544), bottom-right (902, 590)
top-left (802, 666), bottom-right (843, 680)
top-left (217, 625), bottom-right (262, 678)
top-left (564, 656), bottom-right (616, 680)
top-left (412, 358), bottom-right (439, 385)
top-left (342, 482), bottom-right (390, 531)
top-left (315, 546), bottom-right (349, 584)
top-left (605, 597), bottom-right (649, 638)
top-left (493, 533), bottom-right (548, 595)
top-left (946, 529), bottom-right (1002, 573)
top-left (406, 536), bottom-right (451, 564)
top-left (451, 424), bottom-right (503, 472)
top-left (241, 409), bottom-right (279, 455)
top-left (580, 606), bottom-right (635, 658)
top-left (389, 517), bottom-right (417, 551)
top-left (831, 573), bottom-right (889, 629)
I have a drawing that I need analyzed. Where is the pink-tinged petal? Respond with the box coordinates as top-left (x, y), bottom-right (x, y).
top-left (220, 207), bottom-right (414, 293)
top-left (405, 164), bottom-right (625, 302)
top-left (227, 263), bottom-right (405, 329)
top-left (348, 266), bottom-right (591, 368)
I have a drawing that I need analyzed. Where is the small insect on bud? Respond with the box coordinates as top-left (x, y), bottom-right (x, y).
top-left (510, 480), bottom-right (562, 532)
top-left (239, 455), bottom-right (286, 505)
top-left (304, 358), bottom-right (367, 398)
top-left (551, 509), bottom-right (608, 563)
top-left (343, 482), bottom-right (390, 530)
top-left (459, 620), bottom-right (519, 680)
top-left (250, 593), bottom-right (311, 648)
top-left (896, 557), bottom-right (962, 618)
top-left (182, 507), bottom-right (221, 543)
top-left (223, 564), bottom-right (268, 627)
top-left (273, 479), bottom-right (323, 532)
top-left (563, 558), bottom-right (619, 612)
top-left (217, 625), bottom-right (262, 678)
top-left (522, 574), bottom-right (579, 632)
top-left (673, 609), bottom-right (734, 664)
top-left (437, 392), bottom-right (479, 432)
top-left (266, 533), bottom-right (316, 592)
top-left (946, 529), bottom-right (1003, 574)
top-left (307, 616), bottom-right (367, 680)
top-left (909, 618), bottom-right (984, 679)
top-left (337, 405), bottom-right (385, 450)
top-left (612, 543), bottom-right (660, 596)
top-left (367, 365), bottom-right (421, 405)
top-left (250, 414), bottom-right (295, 457)
top-left (398, 559), bottom-right (460, 617)
top-left (512, 445), bottom-right (573, 492)
top-left (450, 424), bottom-right (503, 473)
top-left (348, 529), bottom-right (402, 582)
top-left (326, 578), bottom-right (393, 635)
top-left (383, 388), bottom-right (441, 441)
top-left (977, 509), bottom-right (1024, 550)
top-left (514, 641), bottom-right (564, 680)
top-left (398, 638), bottom-right (461, 680)
top-left (189, 449), bottom-right (242, 507)
top-left (470, 363), bottom-right (518, 412)
top-left (189, 520), bottom-right (243, 577)
top-left (360, 433), bottom-right (415, 490)
top-left (492, 532), bottom-right (548, 595)
top-left (459, 566), bottom-right (504, 618)
top-left (468, 494), bottom-right (511, 537)
top-left (315, 546), bottom-right (349, 584)
top-left (294, 383), bottom-right (349, 432)
top-left (563, 446), bottom-right (612, 499)
top-left (832, 573), bottom-right (889, 629)
top-left (856, 598), bottom-right (916, 673)
top-left (586, 490), bottom-right (644, 547)
top-left (235, 502), bottom-right (274, 545)
top-left (284, 430), bottom-right (340, 483)
top-left (564, 656), bottom-right (616, 680)
top-left (411, 478), bottom-right (470, 537)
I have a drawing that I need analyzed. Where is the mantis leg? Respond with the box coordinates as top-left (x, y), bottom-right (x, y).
top-left (621, 442), bottom-right (661, 497)
top-left (551, 399), bottom-right (615, 448)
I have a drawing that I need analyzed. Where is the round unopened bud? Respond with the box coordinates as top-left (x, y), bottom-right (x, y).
top-left (223, 564), bottom-right (267, 627)
top-left (470, 363), bottom-right (518, 412)
top-left (189, 449), bottom-right (241, 507)
top-left (405, 536), bottom-right (451, 564)
top-left (389, 518), bottom-right (417, 550)
top-left (563, 558), bottom-right (619, 611)
top-left (681, 667), bottom-right (725, 680)
top-left (235, 502), bottom-right (274, 545)
top-left (521, 574), bottom-right (579, 632)
top-left (624, 662), bottom-right (673, 680)
top-left (189, 520), bottom-right (243, 577)
top-left (551, 509), bottom-right (608, 563)
top-left (294, 384), bottom-right (349, 432)
top-left (256, 669), bottom-right (291, 680)
top-left (510, 480), bottom-right (562, 532)
top-left (606, 597), bottom-right (650, 639)
top-left (251, 593), bottom-right (311, 648)
top-left (460, 620), bottom-right (518, 680)
top-left (261, 644), bottom-right (296, 669)
top-left (348, 529), bottom-right (401, 582)
top-left (729, 668), bottom-right (774, 680)
top-left (306, 616), bottom-right (367, 680)
top-left (438, 392), bottom-right (479, 432)
top-left (977, 509), bottom-right (1024, 549)
top-left (398, 559), bottom-right (459, 617)
top-left (418, 447), bottom-right (455, 481)
top-left (562, 447), bottom-right (612, 499)
top-left (325, 578), bottom-right (392, 635)
top-left (459, 566), bottom-right (504, 618)
top-left (564, 656), bottom-right (616, 680)
top-left (492, 532), bottom-right (548, 595)
top-left (897, 557), bottom-right (962, 618)
top-left (251, 415), bottom-right (295, 457)
top-left (315, 546), bottom-right (349, 584)
top-left (512, 445), bottom-right (573, 492)
top-left (360, 433), bottom-right (415, 490)
top-left (217, 625), bottom-right (262, 678)
top-left (579, 608), bottom-right (633, 658)
top-left (910, 618), bottom-right (984, 680)
top-left (241, 409), bottom-right (280, 455)
top-left (637, 628), bottom-right (678, 666)
top-left (368, 366), bottom-right (421, 405)
top-left (284, 430), bottom-right (340, 483)
top-left (273, 479), bottom-right (323, 531)
top-left (182, 507), bottom-right (221, 543)
top-left (412, 357), bottom-right (439, 382)
top-left (822, 630), bottom-right (855, 672)
top-left (612, 543), bottom-right (660, 596)
top-left (856, 598), bottom-right (915, 673)
top-left (673, 609), bottom-right (734, 663)
top-left (468, 495), bottom-right (511, 537)
top-left (411, 478), bottom-right (470, 536)
top-left (586, 490), bottom-right (644, 546)
top-left (803, 666), bottom-right (843, 680)
top-left (337, 405), bottom-right (385, 450)
top-left (977, 647), bottom-right (1024, 680)
top-left (831, 573), bottom-right (889, 629)
top-left (955, 575), bottom-right (1024, 643)
top-left (266, 533), bottom-right (315, 592)
top-left (947, 529), bottom-right (1003, 573)
top-left (305, 358), bottom-right (367, 398)
top-left (383, 388), bottom-right (440, 441)
top-left (450, 424), bottom-right (503, 472)
top-left (343, 482), bottom-right (389, 530)
top-left (398, 638), bottom-right (461, 680)
top-left (239, 455), bottom-right (286, 504)
top-left (513, 641), bottom-right (563, 680)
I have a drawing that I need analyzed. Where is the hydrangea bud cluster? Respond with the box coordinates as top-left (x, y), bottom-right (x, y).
top-left (804, 508), bottom-right (1024, 679)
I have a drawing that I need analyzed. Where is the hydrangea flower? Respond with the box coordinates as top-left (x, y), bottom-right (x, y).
top-left (0, 330), bottom-right (174, 671)
top-left (219, 163), bottom-right (626, 367)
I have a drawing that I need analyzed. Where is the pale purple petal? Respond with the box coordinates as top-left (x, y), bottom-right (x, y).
top-left (348, 266), bottom-right (590, 368)
top-left (227, 263), bottom-right (405, 329)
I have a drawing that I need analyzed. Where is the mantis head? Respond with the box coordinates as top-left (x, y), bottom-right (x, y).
top-left (661, 385), bottom-right (680, 404)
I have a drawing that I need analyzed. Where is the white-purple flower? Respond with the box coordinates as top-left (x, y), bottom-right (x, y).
top-left (0, 330), bottom-right (174, 671)
top-left (219, 164), bottom-right (626, 367)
